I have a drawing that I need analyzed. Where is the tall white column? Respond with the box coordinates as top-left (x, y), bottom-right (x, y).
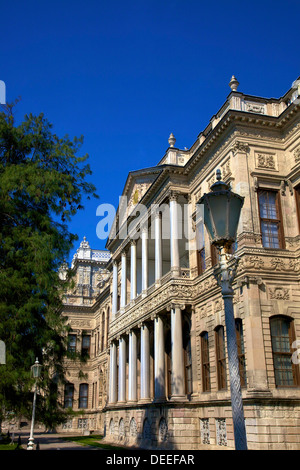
top-left (140, 323), bottom-right (150, 401)
top-left (128, 330), bottom-right (137, 402)
top-left (112, 261), bottom-right (118, 315)
top-left (142, 226), bottom-right (148, 294)
top-left (109, 342), bottom-right (117, 404)
top-left (118, 336), bottom-right (126, 403)
top-left (120, 251), bottom-right (127, 308)
top-left (130, 241), bottom-right (137, 300)
top-left (154, 315), bottom-right (165, 400)
top-left (170, 192), bottom-right (180, 275)
top-left (155, 212), bottom-right (162, 282)
top-left (171, 306), bottom-right (185, 398)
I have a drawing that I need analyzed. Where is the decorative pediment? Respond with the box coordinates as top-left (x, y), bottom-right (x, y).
top-left (119, 173), bottom-right (158, 226)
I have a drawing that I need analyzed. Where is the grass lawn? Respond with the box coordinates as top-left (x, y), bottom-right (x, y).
top-left (0, 435), bottom-right (23, 451)
top-left (62, 434), bottom-right (130, 450)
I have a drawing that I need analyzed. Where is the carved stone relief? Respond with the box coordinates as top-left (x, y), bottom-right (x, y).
top-left (269, 287), bottom-right (290, 300)
top-left (256, 153), bottom-right (277, 170)
top-left (294, 146), bottom-right (300, 163)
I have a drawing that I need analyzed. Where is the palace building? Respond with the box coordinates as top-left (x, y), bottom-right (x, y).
top-left (59, 75), bottom-right (300, 450)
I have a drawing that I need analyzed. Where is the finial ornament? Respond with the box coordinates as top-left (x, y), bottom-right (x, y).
top-left (168, 133), bottom-right (176, 148)
top-left (229, 75), bottom-right (239, 92)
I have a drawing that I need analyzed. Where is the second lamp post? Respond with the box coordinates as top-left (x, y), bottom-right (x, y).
top-left (199, 169), bottom-right (247, 451)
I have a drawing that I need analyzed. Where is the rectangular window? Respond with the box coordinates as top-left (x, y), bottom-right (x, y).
top-left (64, 383), bottom-right (74, 408)
top-left (79, 383), bottom-right (89, 408)
top-left (235, 319), bottom-right (247, 387)
top-left (295, 185), bottom-right (300, 232)
top-left (270, 317), bottom-right (300, 387)
top-left (197, 248), bottom-right (206, 275)
top-left (215, 326), bottom-right (227, 390)
top-left (197, 224), bottom-right (206, 275)
top-left (67, 334), bottom-right (76, 353)
top-left (201, 332), bottom-right (210, 392)
top-left (81, 335), bottom-right (90, 357)
top-left (258, 190), bottom-right (285, 249)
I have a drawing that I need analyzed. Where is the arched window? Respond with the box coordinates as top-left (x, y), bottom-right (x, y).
top-left (200, 331), bottom-right (210, 392)
top-left (235, 319), bottom-right (247, 387)
top-left (64, 383), bottom-right (74, 408)
top-left (215, 326), bottom-right (227, 390)
top-left (270, 316), bottom-right (300, 387)
top-left (79, 383), bottom-right (89, 408)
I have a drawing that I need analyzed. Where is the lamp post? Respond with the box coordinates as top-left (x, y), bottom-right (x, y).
top-left (27, 358), bottom-right (42, 450)
top-left (199, 169), bottom-right (247, 451)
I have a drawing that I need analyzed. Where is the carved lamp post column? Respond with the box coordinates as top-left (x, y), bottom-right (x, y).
top-left (27, 358), bottom-right (42, 450)
top-left (199, 169), bottom-right (247, 451)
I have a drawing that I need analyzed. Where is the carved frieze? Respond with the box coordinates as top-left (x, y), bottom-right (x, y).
top-left (71, 320), bottom-right (93, 328)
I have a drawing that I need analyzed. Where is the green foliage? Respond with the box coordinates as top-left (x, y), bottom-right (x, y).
top-left (0, 101), bottom-right (98, 427)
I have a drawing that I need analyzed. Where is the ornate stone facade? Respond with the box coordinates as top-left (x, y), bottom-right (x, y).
top-left (60, 76), bottom-right (300, 450)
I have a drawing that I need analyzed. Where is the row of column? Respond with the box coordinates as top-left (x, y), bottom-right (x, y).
top-left (112, 194), bottom-right (181, 314)
top-left (109, 306), bottom-right (185, 404)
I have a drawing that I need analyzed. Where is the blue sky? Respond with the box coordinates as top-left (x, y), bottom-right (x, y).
top-left (1, 0), bottom-right (299, 261)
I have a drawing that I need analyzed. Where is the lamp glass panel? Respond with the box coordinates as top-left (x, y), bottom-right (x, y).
top-left (206, 193), bottom-right (229, 240)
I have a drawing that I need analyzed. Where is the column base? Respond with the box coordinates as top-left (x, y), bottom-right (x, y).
top-left (127, 399), bottom-right (138, 405)
top-left (169, 395), bottom-right (188, 402)
top-left (138, 397), bottom-right (152, 405)
top-left (171, 267), bottom-right (180, 277)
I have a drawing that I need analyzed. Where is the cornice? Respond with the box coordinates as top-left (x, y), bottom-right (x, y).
top-left (183, 104), bottom-right (300, 177)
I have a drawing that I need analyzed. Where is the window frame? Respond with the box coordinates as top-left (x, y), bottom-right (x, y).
top-left (64, 383), bottom-right (74, 409)
top-left (197, 247), bottom-right (206, 276)
top-left (295, 184), bottom-right (300, 232)
top-left (215, 326), bottom-right (227, 391)
top-left (200, 331), bottom-right (211, 392)
top-left (270, 316), bottom-right (300, 388)
top-left (67, 334), bottom-right (77, 354)
top-left (235, 319), bottom-right (247, 388)
top-left (79, 383), bottom-right (89, 409)
top-left (257, 189), bottom-right (285, 249)
top-left (81, 334), bottom-right (91, 358)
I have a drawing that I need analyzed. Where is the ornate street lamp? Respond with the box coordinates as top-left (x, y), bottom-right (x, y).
top-left (199, 169), bottom-right (247, 451)
top-left (27, 358), bottom-right (42, 450)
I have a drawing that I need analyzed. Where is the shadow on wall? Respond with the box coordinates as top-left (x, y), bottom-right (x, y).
top-left (104, 407), bottom-right (179, 450)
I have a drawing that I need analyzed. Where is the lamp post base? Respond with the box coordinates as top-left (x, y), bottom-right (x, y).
top-left (27, 437), bottom-right (35, 450)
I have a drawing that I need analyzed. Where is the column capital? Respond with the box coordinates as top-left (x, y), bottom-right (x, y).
top-left (232, 140), bottom-right (250, 156)
top-left (167, 302), bottom-right (186, 312)
top-left (169, 190), bottom-right (180, 202)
